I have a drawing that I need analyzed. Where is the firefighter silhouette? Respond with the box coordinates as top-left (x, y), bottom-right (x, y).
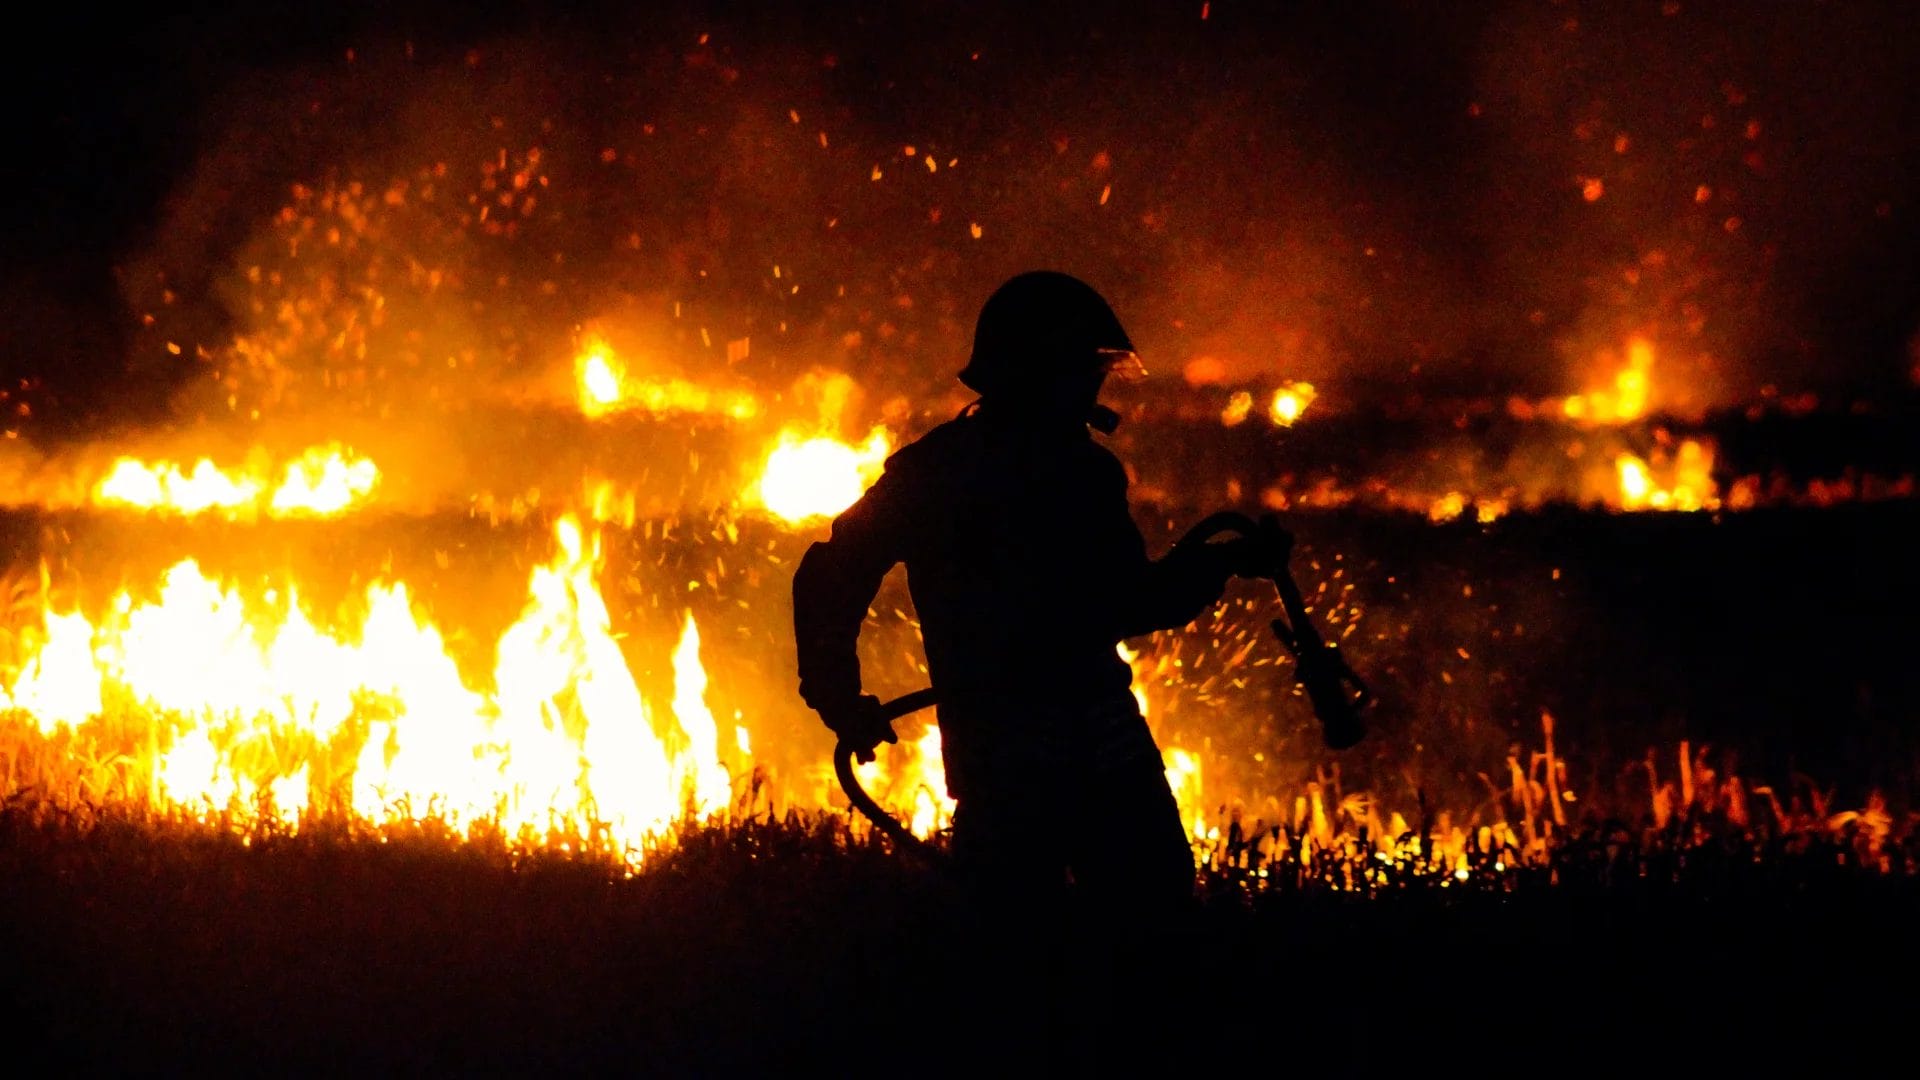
top-left (792, 271), bottom-right (1263, 917)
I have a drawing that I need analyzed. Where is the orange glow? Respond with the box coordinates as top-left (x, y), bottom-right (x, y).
top-left (1183, 356), bottom-right (1228, 386)
top-left (751, 427), bottom-right (891, 524)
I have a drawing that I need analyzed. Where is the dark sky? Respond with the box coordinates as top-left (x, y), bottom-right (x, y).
top-left (4, 1), bottom-right (1917, 430)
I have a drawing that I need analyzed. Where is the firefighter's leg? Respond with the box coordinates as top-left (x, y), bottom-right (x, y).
top-left (1060, 754), bottom-right (1198, 1065)
top-left (945, 790), bottom-right (1081, 1061)
top-left (1072, 752), bottom-right (1197, 921)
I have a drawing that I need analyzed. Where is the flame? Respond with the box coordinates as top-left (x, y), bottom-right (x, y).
top-left (270, 444), bottom-right (382, 515)
top-left (1428, 492), bottom-right (1510, 525)
top-left (574, 335), bottom-right (758, 422)
top-left (1, 608), bottom-right (102, 734)
top-left (1616, 455), bottom-right (1653, 506)
top-left (1564, 337), bottom-right (1655, 423)
top-left (1120, 640), bottom-right (1209, 841)
top-left (850, 723), bottom-right (956, 840)
top-left (903, 726), bottom-right (954, 839)
top-left (669, 611), bottom-right (732, 818)
top-left (1429, 491), bottom-right (1468, 524)
top-left (1162, 747), bottom-right (1207, 842)
top-left (578, 347), bottom-right (625, 417)
top-left (97, 458), bottom-right (260, 516)
top-left (0, 516), bottom-right (773, 864)
top-left (93, 444), bottom-right (379, 519)
top-left (752, 426), bottom-right (891, 524)
top-left (1613, 439), bottom-right (1718, 511)
top-left (1269, 382), bottom-right (1316, 426)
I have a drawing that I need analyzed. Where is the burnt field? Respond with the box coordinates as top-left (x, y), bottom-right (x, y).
top-left (2, 498), bottom-right (1917, 1071)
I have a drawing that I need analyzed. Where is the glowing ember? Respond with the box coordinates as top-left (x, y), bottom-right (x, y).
top-left (1220, 390), bottom-right (1254, 427)
top-left (93, 444), bottom-right (379, 519)
top-left (1269, 382), bottom-right (1316, 426)
top-left (753, 427), bottom-right (891, 524)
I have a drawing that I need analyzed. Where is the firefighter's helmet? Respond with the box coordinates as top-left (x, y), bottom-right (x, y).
top-left (959, 271), bottom-right (1143, 396)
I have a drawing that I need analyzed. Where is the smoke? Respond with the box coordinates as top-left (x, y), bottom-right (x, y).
top-left (0, 0), bottom-right (1908, 438)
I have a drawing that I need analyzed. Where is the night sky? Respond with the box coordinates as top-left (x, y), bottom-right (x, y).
top-left (4, 0), bottom-right (1916, 430)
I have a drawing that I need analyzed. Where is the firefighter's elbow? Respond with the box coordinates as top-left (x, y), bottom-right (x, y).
top-left (792, 541), bottom-right (833, 602)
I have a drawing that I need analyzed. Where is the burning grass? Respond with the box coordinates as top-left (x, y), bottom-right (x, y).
top-left (0, 498), bottom-right (1914, 880)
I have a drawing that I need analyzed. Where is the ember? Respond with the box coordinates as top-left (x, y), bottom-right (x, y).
top-left (1268, 381), bottom-right (1315, 427)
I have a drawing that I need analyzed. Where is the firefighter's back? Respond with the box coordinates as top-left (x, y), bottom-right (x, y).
top-left (887, 406), bottom-right (1140, 715)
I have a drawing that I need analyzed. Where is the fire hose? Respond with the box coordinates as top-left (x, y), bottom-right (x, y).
top-left (833, 511), bottom-right (1372, 852)
top-left (832, 687), bottom-right (941, 859)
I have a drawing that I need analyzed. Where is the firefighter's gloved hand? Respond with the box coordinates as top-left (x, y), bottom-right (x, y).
top-left (1222, 536), bottom-right (1278, 577)
top-left (1252, 513), bottom-right (1296, 573)
top-left (820, 693), bottom-right (897, 764)
top-left (1170, 536), bottom-right (1269, 583)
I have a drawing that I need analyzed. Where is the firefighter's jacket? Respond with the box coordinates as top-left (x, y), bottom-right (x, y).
top-left (792, 404), bottom-right (1230, 802)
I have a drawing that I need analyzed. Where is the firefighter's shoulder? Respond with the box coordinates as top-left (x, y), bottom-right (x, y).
top-left (878, 413), bottom-right (976, 475)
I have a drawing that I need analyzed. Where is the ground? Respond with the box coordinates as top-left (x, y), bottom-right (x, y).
top-left (2, 809), bottom-right (1912, 1074)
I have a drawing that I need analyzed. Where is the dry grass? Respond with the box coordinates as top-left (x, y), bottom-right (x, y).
top-left (1, 781), bottom-right (1914, 1072)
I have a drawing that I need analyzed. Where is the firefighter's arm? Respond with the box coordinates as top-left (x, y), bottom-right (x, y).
top-left (1120, 536), bottom-right (1260, 637)
top-left (1100, 459), bottom-right (1262, 638)
top-left (792, 464), bottom-right (913, 757)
